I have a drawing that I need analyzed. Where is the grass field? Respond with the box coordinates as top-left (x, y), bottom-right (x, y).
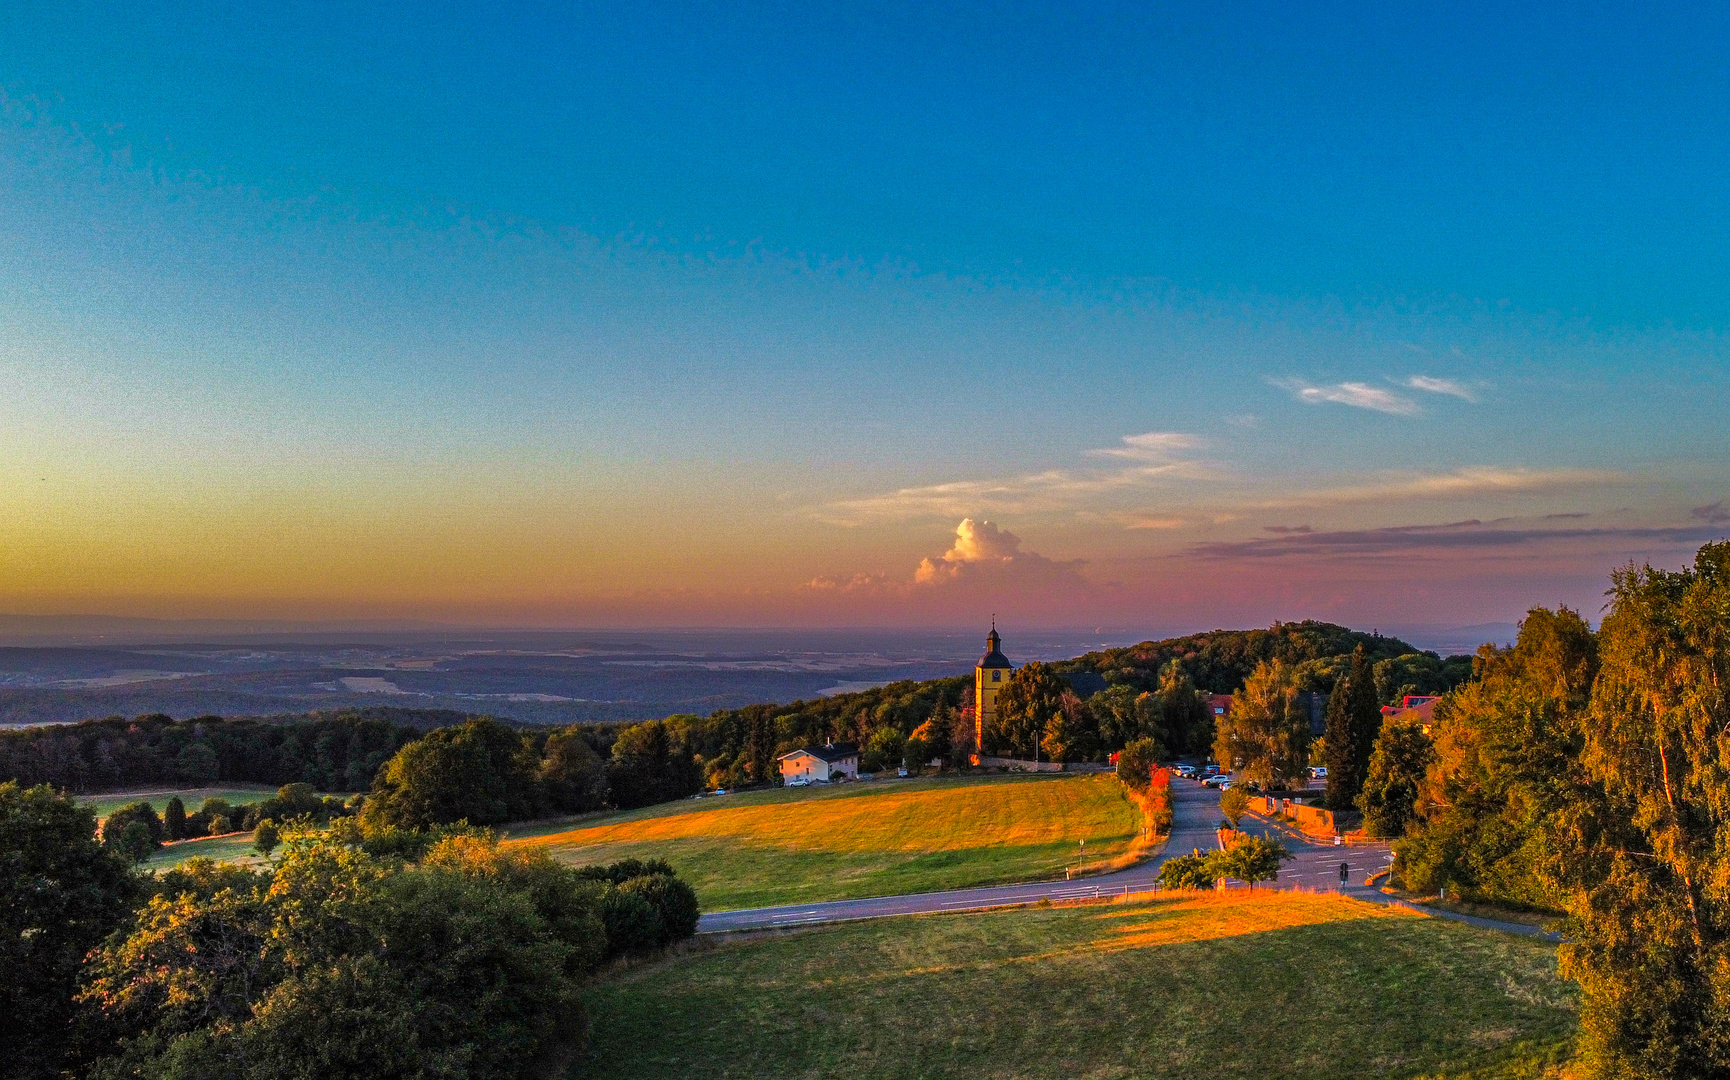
top-left (79, 785), bottom-right (284, 820)
top-left (143, 832), bottom-right (265, 871)
top-left (572, 890), bottom-right (1577, 1080)
top-left (506, 773), bottom-right (1141, 912)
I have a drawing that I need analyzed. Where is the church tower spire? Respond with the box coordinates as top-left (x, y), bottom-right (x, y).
top-left (974, 622), bottom-right (1012, 764)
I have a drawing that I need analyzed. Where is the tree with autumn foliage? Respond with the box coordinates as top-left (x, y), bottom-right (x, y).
top-left (1543, 543), bottom-right (1730, 1078)
top-left (1213, 659), bottom-right (1310, 789)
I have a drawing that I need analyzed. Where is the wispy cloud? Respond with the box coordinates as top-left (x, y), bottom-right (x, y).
top-left (1187, 519), bottom-right (1730, 560)
top-left (1246, 466), bottom-right (1620, 510)
top-left (1693, 500), bottom-right (1730, 524)
top-left (821, 432), bottom-right (1213, 523)
top-left (1405, 375), bottom-right (1478, 402)
top-left (1273, 379), bottom-right (1419, 415)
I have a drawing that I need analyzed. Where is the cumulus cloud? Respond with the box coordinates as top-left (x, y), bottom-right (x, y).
top-left (1273, 379), bottom-right (1419, 415)
top-left (913, 518), bottom-right (1087, 588)
top-left (804, 572), bottom-right (896, 594)
top-left (1405, 375), bottom-right (1478, 402)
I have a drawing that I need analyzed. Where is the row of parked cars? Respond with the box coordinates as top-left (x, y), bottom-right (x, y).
top-left (1170, 762), bottom-right (1330, 792)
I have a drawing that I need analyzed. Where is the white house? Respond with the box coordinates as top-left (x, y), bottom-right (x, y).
top-left (778, 741), bottom-right (860, 784)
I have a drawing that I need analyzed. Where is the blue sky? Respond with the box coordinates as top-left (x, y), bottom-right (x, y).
top-left (2, 2), bottom-right (1728, 630)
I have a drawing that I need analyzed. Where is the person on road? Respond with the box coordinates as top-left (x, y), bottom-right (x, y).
top-left (1339, 861), bottom-right (1350, 886)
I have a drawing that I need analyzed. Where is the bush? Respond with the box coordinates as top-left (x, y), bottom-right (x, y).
top-left (599, 886), bottom-right (663, 957)
top-left (254, 819), bottom-right (280, 855)
top-left (1219, 786), bottom-right (1251, 827)
top-left (620, 874), bottom-right (701, 944)
top-left (1158, 851), bottom-right (1217, 890)
top-left (102, 801), bottom-right (164, 860)
top-left (574, 857), bottom-right (677, 885)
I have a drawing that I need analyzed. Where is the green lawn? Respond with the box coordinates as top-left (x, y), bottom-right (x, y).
top-left (573, 891), bottom-right (1577, 1080)
top-left (143, 832), bottom-right (267, 871)
top-left (505, 773), bottom-right (1142, 912)
top-left (79, 785), bottom-right (284, 820)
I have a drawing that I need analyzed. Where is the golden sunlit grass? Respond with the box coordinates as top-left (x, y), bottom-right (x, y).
top-left (573, 890), bottom-right (1577, 1080)
top-left (505, 773), bottom-right (1140, 911)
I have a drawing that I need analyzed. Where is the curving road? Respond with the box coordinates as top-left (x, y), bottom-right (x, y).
top-left (696, 778), bottom-right (1550, 938)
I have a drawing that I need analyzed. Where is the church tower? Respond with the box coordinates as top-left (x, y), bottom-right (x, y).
top-left (974, 624), bottom-right (1012, 762)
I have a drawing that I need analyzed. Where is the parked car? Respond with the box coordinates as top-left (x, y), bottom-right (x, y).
top-left (1308, 766), bottom-right (1329, 779)
top-left (1203, 764), bottom-right (1222, 777)
top-left (1217, 779), bottom-right (1233, 791)
top-left (786, 778), bottom-right (811, 787)
top-left (1173, 764), bottom-right (1197, 779)
top-left (1203, 773), bottom-right (1231, 788)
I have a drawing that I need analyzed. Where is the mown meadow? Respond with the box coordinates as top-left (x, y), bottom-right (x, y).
top-left (506, 772), bottom-right (1142, 911)
top-left (573, 890), bottom-right (1577, 1080)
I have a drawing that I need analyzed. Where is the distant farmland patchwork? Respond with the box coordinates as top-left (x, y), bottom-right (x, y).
top-left (575, 891), bottom-right (1578, 1080)
top-left (506, 773), bottom-right (1141, 911)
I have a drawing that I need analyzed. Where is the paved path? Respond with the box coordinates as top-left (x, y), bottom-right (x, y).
top-left (696, 778), bottom-right (1552, 939)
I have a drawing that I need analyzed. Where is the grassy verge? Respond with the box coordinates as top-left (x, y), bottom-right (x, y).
top-left (79, 785), bottom-right (284, 820)
top-left (506, 773), bottom-right (1140, 911)
top-left (573, 890), bottom-right (1577, 1080)
top-left (143, 832), bottom-right (267, 871)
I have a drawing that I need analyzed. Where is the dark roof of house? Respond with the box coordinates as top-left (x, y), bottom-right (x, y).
top-left (778, 742), bottom-right (859, 763)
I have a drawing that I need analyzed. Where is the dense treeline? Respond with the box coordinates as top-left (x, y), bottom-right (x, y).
top-left (0, 709), bottom-right (457, 793)
top-left (1056, 620), bottom-right (1471, 703)
top-left (0, 626), bottom-right (1475, 823)
top-left (0, 780), bottom-right (700, 1080)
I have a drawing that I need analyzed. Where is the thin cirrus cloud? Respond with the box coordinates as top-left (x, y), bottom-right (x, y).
top-left (1273, 378), bottom-right (1420, 415)
top-left (819, 432), bottom-right (1213, 523)
top-left (1185, 518), bottom-right (1730, 560)
top-left (1405, 375), bottom-right (1479, 402)
top-left (1272, 374), bottom-right (1480, 414)
top-left (1243, 466), bottom-right (1621, 510)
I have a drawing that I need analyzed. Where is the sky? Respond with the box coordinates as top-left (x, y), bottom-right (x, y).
top-left (2, 1), bottom-right (1729, 634)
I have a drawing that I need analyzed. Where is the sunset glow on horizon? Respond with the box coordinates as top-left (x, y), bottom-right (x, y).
top-left (4, 4), bottom-right (1729, 632)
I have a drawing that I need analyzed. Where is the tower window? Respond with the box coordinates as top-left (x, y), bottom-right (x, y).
top-left (992, 670), bottom-right (1001, 682)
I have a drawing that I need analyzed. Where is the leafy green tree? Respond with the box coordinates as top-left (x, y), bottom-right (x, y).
top-left (1157, 850), bottom-right (1217, 890)
top-left (1157, 662), bottom-right (1214, 756)
top-left (1358, 716), bottom-right (1434, 839)
top-left (1116, 736), bottom-right (1162, 790)
top-left (162, 795), bottom-right (187, 840)
top-left (254, 818), bottom-right (281, 855)
top-left (0, 783), bottom-right (139, 1079)
top-left (362, 717), bottom-right (541, 829)
top-left (1040, 690), bottom-right (1101, 762)
top-left (990, 661), bottom-right (1070, 758)
top-left (539, 728), bottom-right (609, 812)
top-left (80, 831), bottom-right (604, 1080)
top-left (606, 718), bottom-right (703, 809)
top-left (101, 801), bottom-right (164, 862)
top-left (1542, 544), bottom-right (1730, 1079)
top-left (903, 718), bottom-right (942, 769)
top-left (1214, 659), bottom-right (1310, 789)
top-left (1218, 786), bottom-right (1251, 828)
top-left (1208, 835), bottom-right (1290, 889)
top-left (1395, 607), bottom-right (1593, 906)
top-left (1089, 684), bottom-right (1165, 753)
top-left (174, 739), bottom-right (219, 783)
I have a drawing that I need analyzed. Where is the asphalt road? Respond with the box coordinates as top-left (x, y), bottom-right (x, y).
top-left (697, 777), bottom-right (1552, 938)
